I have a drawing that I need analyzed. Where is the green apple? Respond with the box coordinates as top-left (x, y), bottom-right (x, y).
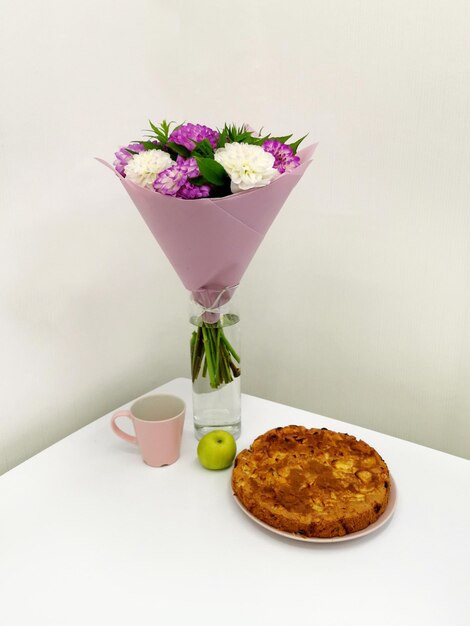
top-left (197, 430), bottom-right (237, 470)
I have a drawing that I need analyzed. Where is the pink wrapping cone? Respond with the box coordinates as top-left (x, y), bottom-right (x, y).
top-left (98, 144), bottom-right (317, 300)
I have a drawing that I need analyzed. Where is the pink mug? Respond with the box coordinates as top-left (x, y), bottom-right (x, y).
top-left (111, 395), bottom-right (185, 467)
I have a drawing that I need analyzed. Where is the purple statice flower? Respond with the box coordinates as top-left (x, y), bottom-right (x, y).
top-left (153, 156), bottom-right (210, 199)
top-left (113, 143), bottom-right (145, 176)
top-left (169, 123), bottom-right (219, 152)
top-left (262, 140), bottom-right (300, 174)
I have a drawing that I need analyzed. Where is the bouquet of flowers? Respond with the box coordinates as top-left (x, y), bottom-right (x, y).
top-left (99, 120), bottom-right (316, 434)
top-left (113, 121), bottom-right (307, 198)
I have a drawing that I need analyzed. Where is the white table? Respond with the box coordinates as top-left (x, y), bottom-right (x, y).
top-left (1, 378), bottom-right (469, 625)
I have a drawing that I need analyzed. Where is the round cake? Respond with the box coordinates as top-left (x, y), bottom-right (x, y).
top-left (232, 425), bottom-right (391, 538)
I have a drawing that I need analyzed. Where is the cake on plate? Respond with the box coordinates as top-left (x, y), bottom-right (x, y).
top-left (232, 425), bottom-right (391, 538)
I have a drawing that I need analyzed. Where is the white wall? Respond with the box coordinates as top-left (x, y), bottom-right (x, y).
top-left (1, 0), bottom-right (469, 473)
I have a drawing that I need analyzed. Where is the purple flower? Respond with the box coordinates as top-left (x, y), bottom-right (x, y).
top-left (176, 155), bottom-right (199, 177)
top-left (177, 181), bottom-right (211, 199)
top-left (153, 157), bottom-right (210, 199)
top-left (169, 123), bottom-right (219, 152)
top-left (113, 143), bottom-right (145, 176)
top-left (153, 164), bottom-right (187, 196)
top-left (262, 140), bottom-right (300, 174)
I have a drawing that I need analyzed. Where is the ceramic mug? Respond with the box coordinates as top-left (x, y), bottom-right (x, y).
top-left (111, 394), bottom-right (185, 467)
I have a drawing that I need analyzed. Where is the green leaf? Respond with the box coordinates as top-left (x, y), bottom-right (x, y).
top-left (235, 131), bottom-right (250, 142)
top-left (241, 133), bottom-right (271, 146)
top-left (161, 119), bottom-right (172, 134)
top-left (269, 134), bottom-right (293, 144)
top-left (141, 141), bottom-right (161, 150)
top-left (216, 127), bottom-right (228, 148)
top-left (148, 119), bottom-right (177, 144)
top-left (218, 124), bottom-right (273, 146)
top-left (187, 175), bottom-right (208, 187)
top-left (148, 121), bottom-right (166, 143)
top-left (195, 158), bottom-right (229, 186)
top-left (289, 134), bottom-right (308, 154)
top-left (149, 119), bottom-right (161, 135)
top-left (167, 142), bottom-right (190, 157)
top-left (223, 123), bottom-right (254, 143)
top-left (191, 139), bottom-right (214, 158)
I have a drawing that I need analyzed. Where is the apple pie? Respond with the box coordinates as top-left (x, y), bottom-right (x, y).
top-left (232, 425), bottom-right (391, 538)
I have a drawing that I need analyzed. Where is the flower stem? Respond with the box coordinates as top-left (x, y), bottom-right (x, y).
top-left (220, 328), bottom-right (240, 363)
top-left (219, 341), bottom-right (232, 384)
top-left (229, 359), bottom-right (241, 378)
top-left (191, 327), bottom-right (203, 382)
top-left (214, 327), bottom-right (221, 384)
top-left (191, 319), bottom-right (240, 389)
top-left (201, 325), bottom-right (217, 388)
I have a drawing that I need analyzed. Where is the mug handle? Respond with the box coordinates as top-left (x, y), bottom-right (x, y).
top-left (111, 410), bottom-right (137, 444)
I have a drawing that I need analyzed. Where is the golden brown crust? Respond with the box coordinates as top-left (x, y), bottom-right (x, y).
top-left (232, 425), bottom-right (390, 538)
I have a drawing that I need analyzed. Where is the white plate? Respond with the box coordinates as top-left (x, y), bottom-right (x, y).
top-left (233, 475), bottom-right (397, 543)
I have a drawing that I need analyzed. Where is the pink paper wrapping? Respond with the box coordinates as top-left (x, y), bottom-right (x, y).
top-left (98, 144), bottom-right (317, 304)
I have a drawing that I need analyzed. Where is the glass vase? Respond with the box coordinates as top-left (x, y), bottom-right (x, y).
top-left (189, 286), bottom-right (241, 440)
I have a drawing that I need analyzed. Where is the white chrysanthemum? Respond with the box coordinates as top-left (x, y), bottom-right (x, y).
top-left (124, 149), bottom-right (173, 189)
top-left (214, 142), bottom-right (278, 193)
